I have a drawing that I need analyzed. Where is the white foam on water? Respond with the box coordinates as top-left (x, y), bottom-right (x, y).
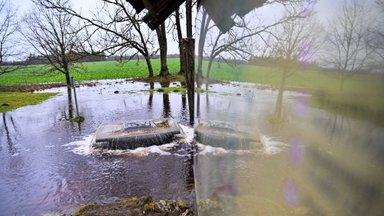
top-left (11, 152), bottom-right (20, 157)
top-left (159, 143), bottom-right (178, 151)
top-left (179, 124), bottom-right (194, 143)
top-left (62, 125), bottom-right (194, 157)
top-left (63, 127), bottom-right (285, 157)
top-left (260, 134), bottom-right (287, 155)
top-left (129, 145), bottom-right (172, 156)
top-left (63, 134), bottom-right (95, 155)
top-left (197, 143), bottom-right (229, 155)
top-left (195, 143), bottom-right (253, 156)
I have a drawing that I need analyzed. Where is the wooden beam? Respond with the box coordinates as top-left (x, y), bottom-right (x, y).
top-left (200, 0), bottom-right (268, 33)
top-left (127, 0), bottom-right (185, 30)
top-left (126, 0), bottom-right (145, 13)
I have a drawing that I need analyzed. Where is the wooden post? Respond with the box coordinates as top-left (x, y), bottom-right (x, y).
top-left (186, 0), bottom-right (193, 38)
top-left (181, 38), bottom-right (195, 126)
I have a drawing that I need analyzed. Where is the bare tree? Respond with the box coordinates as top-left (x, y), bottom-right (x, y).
top-left (23, 0), bottom-right (85, 111)
top-left (264, 14), bottom-right (320, 118)
top-left (324, 0), bottom-right (374, 90)
top-left (169, 3), bottom-right (196, 76)
top-left (368, 0), bottom-right (384, 72)
top-left (197, 0), bottom-right (315, 89)
top-left (0, 0), bottom-right (19, 75)
top-left (196, 8), bottom-right (211, 87)
top-left (201, 1), bottom-right (311, 88)
top-left (175, 8), bottom-right (186, 75)
top-left (168, 7), bottom-right (186, 75)
top-left (37, 0), bottom-right (158, 78)
top-left (156, 22), bottom-right (169, 77)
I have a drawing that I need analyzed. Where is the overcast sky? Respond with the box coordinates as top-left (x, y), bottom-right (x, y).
top-left (10, 0), bottom-right (378, 55)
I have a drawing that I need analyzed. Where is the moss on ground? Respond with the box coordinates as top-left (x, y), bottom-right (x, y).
top-left (73, 196), bottom-right (193, 216)
top-left (0, 92), bottom-right (58, 112)
top-left (70, 115), bottom-right (85, 123)
top-left (143, 87), bottom-right (209, 94)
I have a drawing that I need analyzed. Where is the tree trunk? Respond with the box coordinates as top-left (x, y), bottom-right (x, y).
top-left (197, 11), bottom-right (208, 88)
top-left (176, 9), bottom-right (185, 75)
top-left (186, 0), bottom-right (192, 38)
top-left (339, 71), bottom-right (345, 91)
top-left (179, 43), bottom-right (187, 75)
top-left (181, 38), bottom-right (195, 126)
top-left (205, 57), bottom-right (214, 90)
top-left (145, 56), bottom-right (154, 78)
top-left (275, 70), bottom-right (287, 119)
top-left (64, 67), bottom-right (73, 119)
top-left (156, 23), bottom-right (169, 77)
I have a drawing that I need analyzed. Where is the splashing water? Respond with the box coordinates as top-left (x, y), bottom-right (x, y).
top-left (63, 124), bottom-right (196, 157)
top-left (63, 134), bottom-right (96, 155)
top-left (260, 134), bottom-right (287, 155)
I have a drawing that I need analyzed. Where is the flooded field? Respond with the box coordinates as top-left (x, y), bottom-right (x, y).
top-left (195, 83), bottom-right (384, 215)
top-left (0, 80), bottom-right (194, 215)
top-left (0, 79), bottom-right (383, 215)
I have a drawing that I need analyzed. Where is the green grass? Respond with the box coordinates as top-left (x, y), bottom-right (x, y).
top-left (2, 59), bottom-right (382, 97)
top-left (0, 92), bottom-right (58, 112)
top-left (205, 62), bottom-right (384, 95)
top-left (0, 58), bottom-right (181, 86)
top-left (1, 59), bottom-right (383, 124)
top-left (204, 61), bottom-right (384, 124)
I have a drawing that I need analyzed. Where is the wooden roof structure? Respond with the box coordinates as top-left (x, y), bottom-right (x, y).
top-left (126, 0), bottom-right (268, 33)
top-left (126, 0), bottom-right (185, 30)
top-left (200, 0), bottom-right (267, 32)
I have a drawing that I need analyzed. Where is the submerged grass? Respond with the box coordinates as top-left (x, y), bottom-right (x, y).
top-left (0, 92), bottom-right (58, 112)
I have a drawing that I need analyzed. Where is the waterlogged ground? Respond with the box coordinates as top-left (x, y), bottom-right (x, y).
top-left (0, 79), bottom-right (383, 215)
top-left (194, 83), bottom-right (384, 215)
top-left (0, 80), bottom-right (196, 215)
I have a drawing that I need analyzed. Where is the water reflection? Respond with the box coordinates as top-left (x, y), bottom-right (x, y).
top-left (2, 113), bottom-right (18, 155)
top-left (161, 81), bottom-right (171, 118)
top-left (0, 80), bottom-right (194, 215)
top-left (148, 91), bottom-right (154, 111)
top-left (194, 2), bottom-right (384, 213)
top-left (1, 80), bottom-right (383, 215)
top-left (180, 94), bottom-right (188, 122)
top-left (194, 82), bottom-right (384, 215)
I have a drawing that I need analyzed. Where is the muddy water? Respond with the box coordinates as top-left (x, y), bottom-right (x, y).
top-left (1, 80), bottom-right (383, 215)
top-left (194, 83), bottom-right (384, 215)
top-left (0, 80), bottom-right (193, 215)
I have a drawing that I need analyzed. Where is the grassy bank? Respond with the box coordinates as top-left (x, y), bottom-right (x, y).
top-left (0, 58), bottom-right (181, 86)
top-left (205, 62), bottom-right (384, 94)
top-left (0, 92), bottom-right (58, 112)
